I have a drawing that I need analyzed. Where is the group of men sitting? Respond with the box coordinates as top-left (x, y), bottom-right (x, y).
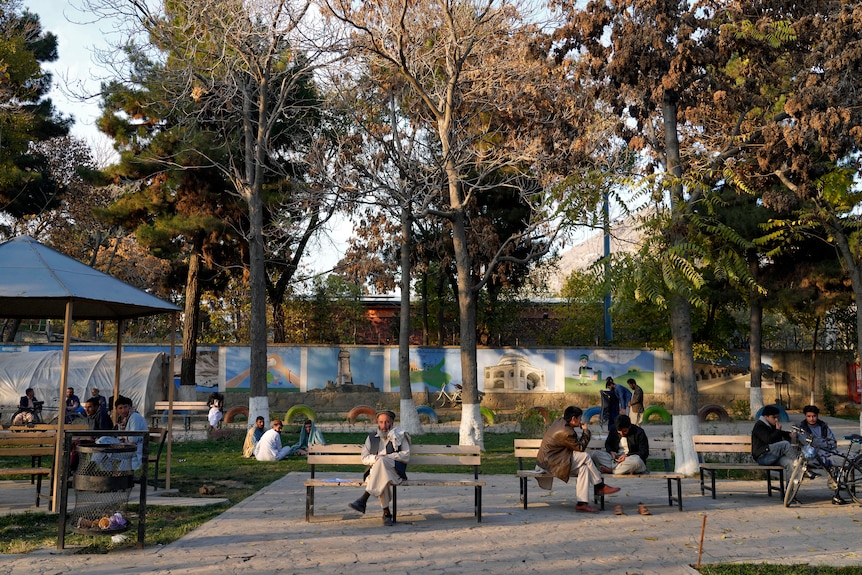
top-left (243, 416), bottom-right (326, 460)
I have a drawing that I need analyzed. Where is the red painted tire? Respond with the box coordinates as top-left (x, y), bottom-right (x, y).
top-left (223, 406), bottom-right (249, 423)
top-left (347, 405), bottom-right (376, 424)
top-left (527, 406), bottom-right (550, 423)
top-left (698, 404), bottom-right (731, 422)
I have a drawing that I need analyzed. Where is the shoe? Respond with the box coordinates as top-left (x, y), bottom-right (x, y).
top-left (638, 504), bottom-right (652, 515)
top-left (348, 499), bottom-right (367, 514)
top-left (832, 496), bottom-right (848, 505)
top-left (599, 465), bottom-right (614, 474)
top-left (804, 470), bottom-right (820, 480)
top-left (613, 505), bottom-right (624, 515)
top-left (575, 502), bottom-right (599, 513)
top-left (595, 484), bottom-right (621, 496)
top-left (382, 509), bottom-right (394, 526)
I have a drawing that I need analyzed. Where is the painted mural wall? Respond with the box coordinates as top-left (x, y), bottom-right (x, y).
top-left (0, 344), bottom-right (852, 403)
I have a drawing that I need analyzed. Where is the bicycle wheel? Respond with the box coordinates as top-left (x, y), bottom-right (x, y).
top-left (784, 456), bottom-right (807, 507)
top-left (435, 392), bottom-right (448, 409)
top-left (847, 459), bottom-right (862, 504)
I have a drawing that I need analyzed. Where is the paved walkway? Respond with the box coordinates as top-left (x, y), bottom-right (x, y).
top-left (1, 416), bottom-right (861, 574)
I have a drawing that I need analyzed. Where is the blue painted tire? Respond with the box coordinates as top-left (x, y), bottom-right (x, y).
top-left (480, 405), bottom-right (495, 425)
top-left (416, 405), bottom-right (439, 424)
top-left (642, 405), bottom-right (672, 423)
top-left (755, 404), bottom-right (790, 422)
top-left (284, 404), bottom-right (316, 423)
top-left (583, 405), bottom-right (602, 424)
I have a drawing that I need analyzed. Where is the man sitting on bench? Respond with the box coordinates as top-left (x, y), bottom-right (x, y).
top-left (751, 405), bottom-right (795, 480)
top-left (536, 405), bottom-right (620, 513)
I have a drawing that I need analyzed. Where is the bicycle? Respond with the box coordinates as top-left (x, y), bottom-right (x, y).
top-left (783, 425), bottom-right (862, 507)
top-left (433, 384), bottom-right (485, 408)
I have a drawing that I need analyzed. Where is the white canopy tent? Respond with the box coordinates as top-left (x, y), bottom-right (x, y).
top-left (0, 235), bottom-right (180, 507)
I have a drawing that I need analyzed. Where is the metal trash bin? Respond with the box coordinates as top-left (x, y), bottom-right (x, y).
top-left (69, 443), bottom-right (135, 535)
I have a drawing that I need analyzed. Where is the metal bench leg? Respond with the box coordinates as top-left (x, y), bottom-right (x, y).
top-left (392, 486), bottom-right (397, 523)
top-left (523, 478), bottom-right (529, 509)
top-left (476, 486), bottom-right (482, 523)
top-left (305, 485), bottom-right (313, 521)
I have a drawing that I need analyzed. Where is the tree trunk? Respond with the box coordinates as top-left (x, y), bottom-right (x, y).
top-left (399, 202), bottom-right (421, 434)
top-left (179, 236), bottom-right (203, 401)
top-left (749, 295), bottom-right (764, 418)
top-left (663, 92), bottom-right (698, 473)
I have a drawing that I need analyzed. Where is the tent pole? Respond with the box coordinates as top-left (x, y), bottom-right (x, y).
top-left (166, 312), bottom-right (177, 490)
top-left (112, 321), bottom-right (123, 424)
top-left (52, 301), bottom-right (73, 511)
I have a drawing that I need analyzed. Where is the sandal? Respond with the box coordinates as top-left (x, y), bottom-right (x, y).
top-left (638, 504), bottom-right (651, 515)
top-left (614, 505), bottom-right (624, 515)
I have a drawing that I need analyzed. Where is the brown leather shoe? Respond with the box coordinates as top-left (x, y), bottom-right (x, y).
top-left (575, 502), bottom-right (599, 513)
top-left (596, 484), bottom-right (621, 495)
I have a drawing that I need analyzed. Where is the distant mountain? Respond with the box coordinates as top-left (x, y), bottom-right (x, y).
top-left (545, 215), bottom-right (645, 295)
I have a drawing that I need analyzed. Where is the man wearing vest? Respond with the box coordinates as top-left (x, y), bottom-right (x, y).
top-left (349, 410), bottom-right (410, 526)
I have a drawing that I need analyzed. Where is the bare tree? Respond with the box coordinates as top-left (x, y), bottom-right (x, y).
top-left (79, 0), bottom-right (340, 424)
top-left (323, 0), bottom-right (564, 446)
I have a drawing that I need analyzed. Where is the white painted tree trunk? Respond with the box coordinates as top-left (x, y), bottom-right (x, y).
top-left (249, 395), bottom-right (271, 429)
top-left (459, 403), bottom-right (484, 450)
top-left (400, 398), bottom-right (423, 435)
top-left (749, 387), bottom-right (764, 420)
top-left (673, 414), bottom-right (699, 475)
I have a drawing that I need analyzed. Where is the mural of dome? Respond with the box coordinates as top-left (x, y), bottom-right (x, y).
top-left (483, 353), bottom-right (547, 392)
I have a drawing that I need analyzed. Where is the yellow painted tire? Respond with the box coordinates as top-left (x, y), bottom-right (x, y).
top-left (224, 406), bottom-right (249, 423)
top-left (480, 405), bottom-right (495, 425)
top-left (284, 404), bottom-right (316, 423)
top-left (642, 405), bottom-right (671, 423)
top-left (347, 405), bottom-right (376, 424)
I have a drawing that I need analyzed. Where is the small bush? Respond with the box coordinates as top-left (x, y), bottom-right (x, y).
top-left (821, 384), bottom-right (837, 416)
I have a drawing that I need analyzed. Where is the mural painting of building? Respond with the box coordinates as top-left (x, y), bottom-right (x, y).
top-left (483, 352), bottom-right (547, 392)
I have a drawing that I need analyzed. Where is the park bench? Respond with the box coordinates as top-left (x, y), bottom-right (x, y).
top-left (692, 434), bottom-right (785, 499)
top-left (304, 443), bottom-right (484, 523)
top-left (147, 427), bottom-right (168, 490)
top-left (0, 431), bottom-right (57, 507)
top-left (514, 438), bottom-right (684, 511)
top-left (152, 401), bottom-right (211, 430)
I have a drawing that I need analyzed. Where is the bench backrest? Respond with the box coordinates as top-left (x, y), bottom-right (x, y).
top-left (692, 435), bottom-right (751, 453)
top-left (0, 432), bottom-right (56, 457)
top-left (153, 401), bottom-right (210, 411)
top-left (514, 437), bottom-right (674, 471)
top-left (307, 443), bottom-right (482, 478)
top-left (1, 423), bottom-right (87, 432)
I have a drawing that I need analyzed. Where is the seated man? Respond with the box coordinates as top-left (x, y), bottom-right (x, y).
top-left (13, 387), bottom-right (43, 424)
top-left (243, 416), bottom-right (266, 458)
top-left (287, 419), bottom-right (326, 456)
top-left (254, 419), bottom-right (291, 461)
top-left (348, 410), bottom-right (409, 526)
top-left (65, 386), bottom-right (85, 423)
top-left (797, 404), bottom-right (837, 477)
top-left (535, 405), bottom-right (620, 513)
top-left (751, 404), bottom-right (795, 480)
top-left (591, 414), bottom-right (649, 475)
top-left (83, 397), bottom-right (113, 431)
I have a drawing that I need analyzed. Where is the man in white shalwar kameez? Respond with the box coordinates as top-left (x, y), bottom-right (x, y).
top-left (254, 420), bottom-right (291, 461)
top-left (348, 410), bottom-right (410, 526)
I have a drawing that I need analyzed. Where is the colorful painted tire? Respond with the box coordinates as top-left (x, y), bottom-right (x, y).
top-left (527, 406), bottom-right (550, 423)
top-left (583, 405), bottom-right (603, 424)
top-left (755, 404), bottom-right (789, 422)
top-left (480, 405), bottom-right (495, 426)
top-left (284, 404), bottom-right (316, 423)
top-left (416, 405), bottom-right (439, 424)
top-left (642, 405), bottom-right (672, 423)
top-left (223, 406), bottom-right (249, 423)
top-left (347, 405), bottom-right (376, 424)
top-left (698, 404), bottom-right (730, 422)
